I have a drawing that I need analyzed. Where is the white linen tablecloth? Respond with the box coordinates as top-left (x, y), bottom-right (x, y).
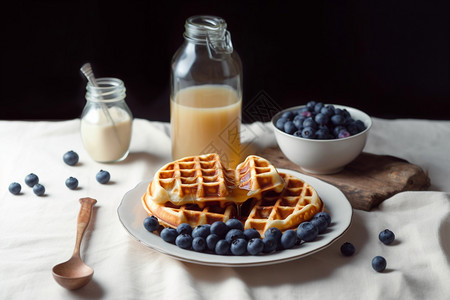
top-left (1, 118), bottom-right (449, 300)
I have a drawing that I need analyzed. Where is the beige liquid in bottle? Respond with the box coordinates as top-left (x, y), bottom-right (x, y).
top-left (171, 84), bottom-right (241, 168)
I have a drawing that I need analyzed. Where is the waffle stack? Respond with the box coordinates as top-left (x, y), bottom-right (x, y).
top-left (142, 153), bottom-right (323, 234)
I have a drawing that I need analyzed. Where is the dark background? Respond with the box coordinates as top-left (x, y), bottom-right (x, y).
top-left (2, 0), bottom-right (449, 121)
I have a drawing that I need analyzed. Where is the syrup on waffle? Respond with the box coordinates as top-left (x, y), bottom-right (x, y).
top-left (235, 155), bottom-right (285, 199)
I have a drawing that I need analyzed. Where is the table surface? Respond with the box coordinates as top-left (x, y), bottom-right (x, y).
top-left (1, 118), bottom-right (449, 300)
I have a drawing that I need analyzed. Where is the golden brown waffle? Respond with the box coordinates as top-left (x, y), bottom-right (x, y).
top-left (244, 172), bottom-right (323, 236)
top-left (141, 154), bottom-right (322, 234)
top-left (147, 153), bottom-right (238, 207)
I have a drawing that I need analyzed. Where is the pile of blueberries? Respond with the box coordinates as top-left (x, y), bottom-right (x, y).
top-left (8, 150), bottom-right (111, 196)
top-left (275, 101), bottom-right (367, 139)
top-left (143, 211), bottom-right (331, 256)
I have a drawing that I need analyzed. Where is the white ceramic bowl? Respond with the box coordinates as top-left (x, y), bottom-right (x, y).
top-left (272, 104), bottom-right (372, 174)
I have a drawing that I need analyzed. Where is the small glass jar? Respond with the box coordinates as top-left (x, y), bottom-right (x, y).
top-left (80, 78), bottom-right (133, 163)
top-left (171, 15), bottom-right (243, 168)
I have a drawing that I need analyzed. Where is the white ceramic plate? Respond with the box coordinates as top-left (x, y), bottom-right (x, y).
top-left (117, 169), bottom-right (353, 267)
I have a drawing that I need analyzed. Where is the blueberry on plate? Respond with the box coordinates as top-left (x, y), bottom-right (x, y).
top-left (192, 224), bottom-right (211, 239)
top-left (176, 234), bottom-right (193, 249)
top-left (311, 214), bottom-right (329, 233)
top-left (297, 222), bottom-right (319, 242)
top-left (143, 216), bottom-right (159, 232)
top-left (264, 227), bottom-right (282, 243)
top-left (247, 238), bottom-right (264, 255)
top-left (210, 221), bottom-right (229, 238)
top-left (160, 228), bottom-right (178, 244)
top-left (65, 177), bottom-right (79, 190)
top-left (314, 212), bottom-right (331, 226)
top-left (206, 233), bottom-right (220, 251)
top-left (243, 228), bottom-right (261, 240)
top-left (9, 182), bottom-right (21, 195)
top-left (262, 236), bottom-right (278, 253)
top-left (225, 229), bottom-right (245, 243)
top-left (25, 173), bottom-right (39, 187)
top-left (340, 242), bottom-right (355, 256)
top-left (230, 238), bottom-right (248, 255)
top-left (372, 256), bottom-right (387, 272)
top-left (281, 229), bottom-right (298, 249)
top-left (215, 239), bottom-right (230, 255)
top-left (33, 183), bottom-right (45, 196)
top-left (379, 229), bottom-right (395, 245)
top-left (63, 150), bottom-right (79, 166)
top-left (177, 223), bottom-right (192, 235)
top-left (225, 218), bottom-right (244, 231)
top-left (192, 237), bottom-right (206, 252)
top-left (96, 170), bottom-right (110, 184)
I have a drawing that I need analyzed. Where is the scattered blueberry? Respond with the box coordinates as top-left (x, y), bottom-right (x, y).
top-left (247, 238), bottom-right (264, 255)
top-left (177, 223), bottom-right (193, 235)
top-left (230, 238), bottom-right (248, 255)
top-left (379, 229), bottom-right (395, 245)
top-left (225, 229), bottom-right (245, 243)
top-left (25, 173), bottom-right (39, 187)
top-left (65, 177), bottom-right (79, 190)
top-left (262, 236), bottom-right (278, 253)
top-left (63, 150), bottom-right (79, 166)
top-left (226, 218), bottom-right (244, 231)
top-left (8, 182), bottom-right (21, 195)
top-left (192, 237), bottom-right (206, 252)
top-left (297, 222), bottom-right (319, 242)
top-left (243, 228), bottom-right (261, 240)
top-left (340, 242), bottom-right (355, 256)
top-left (372, 256), bottom-right (387, 272)
top-left (143, 216), bottom-right (159, 232)
top-left (160, 228), bottom-right (178, 244)
top-left (215, 239), bottom-right (230, 255)
top-left (176, 234), bottom-right (193, 249)
top-left (281, 230), bottom-right (298, 249)
top-left (96, 170), bottom-right (110, 184)
top-left (33, 183), bottom-right (45, 196)
top-left (274, 101), bottom-right (367, 140)
top-left (211, 221), bottom-right (229, 238)
top-left (206, 233), bottom-right (220, 251)
top-left (192, 224), bottom-right (211, 239)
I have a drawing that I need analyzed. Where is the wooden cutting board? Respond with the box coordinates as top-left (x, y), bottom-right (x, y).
top-left (258, 146), bottom-right (430, 211)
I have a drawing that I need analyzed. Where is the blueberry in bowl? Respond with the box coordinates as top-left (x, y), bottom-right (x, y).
top-left (272, 102), bottom-right (372, 174)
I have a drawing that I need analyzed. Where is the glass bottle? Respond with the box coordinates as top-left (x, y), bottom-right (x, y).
top-left (171, 15), bottom-right (243, 168)
top-left (80, 77), bottom-right (133, 163)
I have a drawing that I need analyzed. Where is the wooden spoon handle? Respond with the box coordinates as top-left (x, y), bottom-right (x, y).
top-left (73, 197), bottom-right (97, 256)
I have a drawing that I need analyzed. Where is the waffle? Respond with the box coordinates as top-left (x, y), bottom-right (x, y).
top-left (141, 153), bottom-right (322, 235)
top-left (243, 172), bottom-right (324, 236)
top-left (235, 155), bottom-right (285, 199)
top-left (147, 153), bottom-right (238, 207)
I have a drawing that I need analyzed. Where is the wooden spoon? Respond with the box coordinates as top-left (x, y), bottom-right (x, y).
top-left (52, 197), bottom-right (97, 289)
